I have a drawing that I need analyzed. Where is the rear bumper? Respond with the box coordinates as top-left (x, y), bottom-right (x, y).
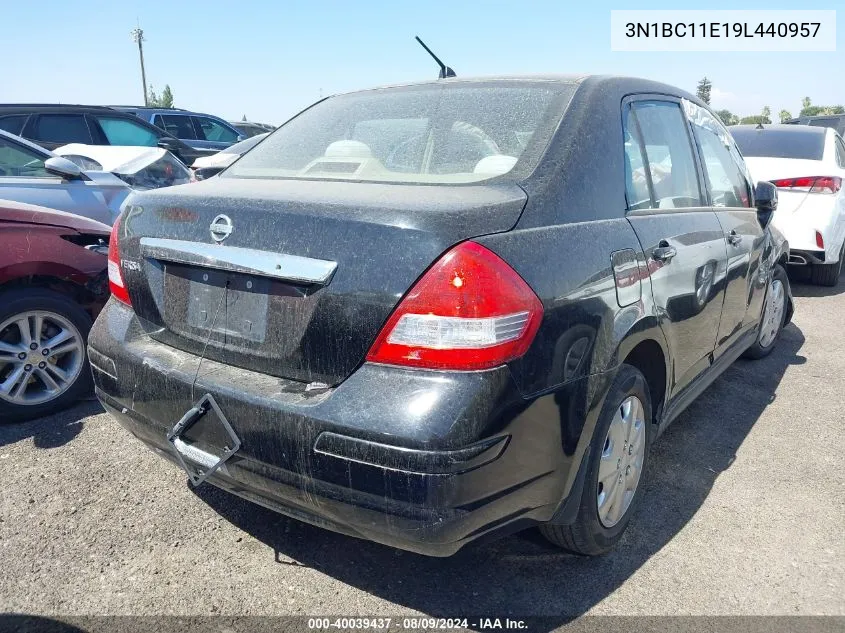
top-left (89, 300), bottom-right (585, 556)
top-left (787, 249), bottom-right (826, 266)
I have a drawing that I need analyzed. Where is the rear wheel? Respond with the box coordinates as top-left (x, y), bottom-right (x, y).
top-left (744, 264), bottom-right (789, 360)
top-left (540, 364), bottom-right (652, 555)
top-left (0, 288), bottom-right (93, 423)
top-left (810, 245), bottom-right (843, 287)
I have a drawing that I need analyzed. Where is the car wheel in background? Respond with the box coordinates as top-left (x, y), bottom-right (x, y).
top-left (744, 264), bottom-right (789, 360)
top-left (810, 243), bottom-right (843, 287)
top-left (0, 288), bottom-right (93, 423)
top-left (540, 364), bottom-right (652, 555)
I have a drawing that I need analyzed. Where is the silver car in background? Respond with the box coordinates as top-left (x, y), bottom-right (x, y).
top-left (0, 129), bottom-right (129, 225)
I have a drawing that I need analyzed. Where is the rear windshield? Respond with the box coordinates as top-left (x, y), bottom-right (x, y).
top-left (731, 128), bottom-right (825, 160)
top-left (224, 82), bottom-right (574, 184)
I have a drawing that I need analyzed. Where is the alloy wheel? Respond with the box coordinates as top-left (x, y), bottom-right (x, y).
top-left (0, 310), bottom-right (85, 406)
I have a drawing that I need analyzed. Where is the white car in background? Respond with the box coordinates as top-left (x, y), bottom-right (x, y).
top-left (191, 133), bottom-right (268, 179)
top-left (55, 144), bottom-right (193, 192)
top-left (732, 124), bottom-right (845, 286)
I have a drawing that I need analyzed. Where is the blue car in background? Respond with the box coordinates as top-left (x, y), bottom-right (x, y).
top-left (113, 107), bottom-right (245, 152)
top-left (0, 129), bottom-right (128, 225)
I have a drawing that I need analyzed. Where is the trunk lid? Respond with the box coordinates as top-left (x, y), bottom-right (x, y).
top-left (118, 177), bottom-right (527, 385)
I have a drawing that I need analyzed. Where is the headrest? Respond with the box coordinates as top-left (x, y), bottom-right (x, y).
top-left (473, 155), bottom-right (518, 175)
top-left (325, 140), bottom-right (372, 158)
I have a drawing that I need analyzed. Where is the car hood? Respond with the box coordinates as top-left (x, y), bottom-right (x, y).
top-left (55, 144), bottom-right (175, 174)
top-left (192, 152), bottom-right (239, 169)
top-left (0, 198), bottom-right (111, 235)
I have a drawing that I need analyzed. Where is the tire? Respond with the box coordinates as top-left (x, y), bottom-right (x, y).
top-left (0, 288), bottom-right (93, 423)
top-left (810, 249), bottom-right (843, 287)
top-left (744, 264), bottom-right (789, 360)
top-left (539, 364), bottom-right (652, 555)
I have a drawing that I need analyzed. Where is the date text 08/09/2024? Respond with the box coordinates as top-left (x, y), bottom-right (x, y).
top-left (307, 618), bottom-right (529, 630)
top-left (625, 22), bottom-right (821, 38)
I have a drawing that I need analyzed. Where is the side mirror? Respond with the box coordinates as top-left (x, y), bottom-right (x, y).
top-left (45, 156), bottom-right (84, 180)
top-left (193, 166), bottom-right (225, 181)
top-left (754, 181), bottom-right (778, 229)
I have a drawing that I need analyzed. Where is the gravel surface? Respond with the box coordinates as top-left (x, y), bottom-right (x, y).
top-left (1, 272), bottom-right (843, 623)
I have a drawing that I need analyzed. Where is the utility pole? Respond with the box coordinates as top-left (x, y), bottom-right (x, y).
top-left (130, 27), bottom-right (148, 106)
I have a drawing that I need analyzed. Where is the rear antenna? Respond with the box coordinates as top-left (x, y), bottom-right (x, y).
top-left (755, 122), bottom-right (765, 130)
top-left (415, 36), bottom-right (456, 79)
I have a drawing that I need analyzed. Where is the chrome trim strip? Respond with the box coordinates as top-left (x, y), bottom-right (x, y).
top-left (139, 237), bottom-right (337, 284)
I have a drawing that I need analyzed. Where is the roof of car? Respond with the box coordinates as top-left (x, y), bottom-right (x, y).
top-left (0, 104), bottom-right (119, 112)
top-left (786, 114), bottom-right (845, 122)
top-left (112, 106), bottom-right (225, 118)
top-left (731, 124), bottom-right (828, 135)
top-left (0, 128), bottom-right (54, 157)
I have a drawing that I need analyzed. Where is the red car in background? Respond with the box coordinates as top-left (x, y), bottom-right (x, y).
top-left (0, 199), bottom-right (109, 422)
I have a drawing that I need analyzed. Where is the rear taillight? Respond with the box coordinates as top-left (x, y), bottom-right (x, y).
top-left (107, 215), bottom-right (132, 306)
top-left (770, 176), bottom-right (842, 194)
top-left (366, 241), bottom-right (543, 370)
top-left (816, 231), bottom-right (825, 249)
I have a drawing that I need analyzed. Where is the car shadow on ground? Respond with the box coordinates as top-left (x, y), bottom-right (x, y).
top-left (191, 322), bottom-right (807, 625)
top-left (0, 399), bottom-right (102, 449)
top-left (787, 267), bottom-right (844, 297)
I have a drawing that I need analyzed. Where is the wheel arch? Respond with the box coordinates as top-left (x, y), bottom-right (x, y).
top-left (0, 270), bottom-right (107, 320)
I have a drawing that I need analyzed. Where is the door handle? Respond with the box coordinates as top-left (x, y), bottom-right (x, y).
top-left (652, 240), bottom-right (677, 263)
top-left (727, 230), bottom-right (743, 246)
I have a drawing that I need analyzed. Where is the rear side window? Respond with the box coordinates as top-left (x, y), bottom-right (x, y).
top-left (192, 117), bottom-right (239, 143)
top-left (159, 114), bottom-right (197, 140)
top-left (0, 115), bottom-right (29, 136)
top-left (730, 128), bottom-right (825, 160)
top-left (684, 102), bottom-right (752, 208)
top-left (625, 101), bottom-right (702, 210)
top-left (30, 114), bottom-right (93, 144)
top-left (95, 116), bottom-right (160, 146)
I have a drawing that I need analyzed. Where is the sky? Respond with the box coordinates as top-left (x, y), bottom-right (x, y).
top-left (1, 1), bottom-right (841, 125)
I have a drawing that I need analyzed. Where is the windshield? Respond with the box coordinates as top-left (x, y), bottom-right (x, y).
top-left (224, 82), bottom-right (573, 184)
top-left (731, 128), bottom-right (825, 160)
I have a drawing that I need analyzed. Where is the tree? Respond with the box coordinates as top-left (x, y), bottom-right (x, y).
top-left (696, 77), bottom-right (712, 105)
top-left (715, 109), bottom-right (739, 126)
top-left (799, 98), bottom-right (845, 116)
top-left (146, 83), bottom-right (175, 108)
top-left (779, 110), bottom-right (793, 123)
top-left (761, 106), bottom-right (771, 123)
top-left (160, 85), bottom-right (174, 108)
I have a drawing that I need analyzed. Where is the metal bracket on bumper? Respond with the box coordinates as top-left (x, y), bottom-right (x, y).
top-left (166, 393), bottom-right (241, 487)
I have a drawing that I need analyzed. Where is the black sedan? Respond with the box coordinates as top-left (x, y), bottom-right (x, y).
top-left (89, 75), bottom-right (792, 556)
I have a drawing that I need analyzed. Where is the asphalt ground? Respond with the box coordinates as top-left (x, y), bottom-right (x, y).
top-left (1, 268), bottom-right (843, 630)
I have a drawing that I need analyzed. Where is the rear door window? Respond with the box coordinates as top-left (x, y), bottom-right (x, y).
top-left (160, 114), bottom-right (197, 140)
top-left (684, 101), bottom-right (752, 208)
top-left (625, 101), bottom-right (703, 209)
top-left (191, 116), bottom-right (239, 143)
top-left (93, 116), bottom-right (160, 146)
top-left (30, 114), bottom-right (93, 144)
top-left (0, 115), bottom-right (29, 136)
